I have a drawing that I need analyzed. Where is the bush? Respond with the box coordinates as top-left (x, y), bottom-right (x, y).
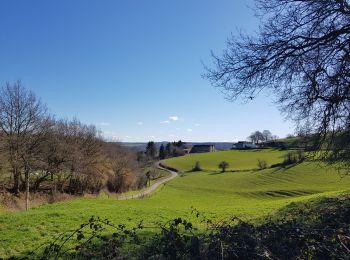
top-left (283, 152), bottom-right (297, 165)
top-left (218, 161), bottom-right (229, 172)
top-left (283, 150), bottom-right (306, 166)
top-left (136, 174), bottom-right (148, 189)
top-left (257, 159), bottom-right (267, 170)
top-left (296, 150), bottom-right (306, 162)
top-left (192, 161), bottom-right (202, 172)
top-left (107, 175), bottom-right (124, 193)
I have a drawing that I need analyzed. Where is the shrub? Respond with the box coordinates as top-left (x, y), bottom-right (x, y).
top-left (283, 152), bottom-right (297, 165)
top-left (296, 150), bottom-right (306, 162)
top-left (283, 151), bottom-right (306, 166)
top-left (257, 159), bottom-right (267, 170)
top-left (192, 161), bottom-right (202, 172)
top-left (107, 175), bottom-right (124, 193)
top-left (218, 161), bottom-right (229, 172)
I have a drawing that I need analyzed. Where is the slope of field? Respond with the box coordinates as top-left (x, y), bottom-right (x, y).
top-left (162, 149), bottom-right (288, 172)
top-left (1, 149), bottom-right (349, 258)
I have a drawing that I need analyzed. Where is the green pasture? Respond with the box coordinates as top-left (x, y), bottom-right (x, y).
top-left (1, 149), bottom-right (349, 258)
top-left (162, 149), bottom-right (289, 172)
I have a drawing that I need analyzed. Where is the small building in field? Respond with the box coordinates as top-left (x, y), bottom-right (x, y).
top-left (232, 141), bottom-right (257, 149)
top-left (190, 144), bottom-right (216, 153)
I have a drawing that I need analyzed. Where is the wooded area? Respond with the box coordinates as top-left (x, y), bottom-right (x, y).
top-left (0, 82), bottom-right (144, 210)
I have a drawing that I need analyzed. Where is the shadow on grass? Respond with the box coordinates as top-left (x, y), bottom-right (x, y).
top-left (206, 163), bottom-right (303, 176)
top-left (209, 171), bottom-right (225, 175)
top-left (269, 163), bottom-right (300, 174)
top-left (209, 168), bottom-right (257, 175)
top-left (185, 169), bottom-right (214, 174)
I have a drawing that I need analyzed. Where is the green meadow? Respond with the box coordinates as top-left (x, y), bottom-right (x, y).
top-left (162, 149), bottom-right (289, 171)
top-left (1, 149), bottom-right (350, 258)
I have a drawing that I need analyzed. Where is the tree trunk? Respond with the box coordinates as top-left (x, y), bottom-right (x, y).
top-left (25, 171), bottom-right (29, 211)
top-left (12, 167), bottom-right (20, 194)
top-left (51, 173), bottom-right (57, 194)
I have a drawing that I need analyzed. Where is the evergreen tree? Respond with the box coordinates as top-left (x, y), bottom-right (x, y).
top-left (176, 140), bottom-right (183, 147)
top-left (159, 144), bottom-right (166, 159)
top-left (145, 141), bottom-right (157, 159)
top-left (165, 143), bottom-right (173, 158)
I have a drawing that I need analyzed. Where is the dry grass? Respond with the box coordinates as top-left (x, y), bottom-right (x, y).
top-left (0, 191), bottom-right (74, 212)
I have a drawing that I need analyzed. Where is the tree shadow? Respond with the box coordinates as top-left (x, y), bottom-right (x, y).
top-left (209, 171), bottom-right (224, 175)
top-left (269, 163), bottom-right (300, 174)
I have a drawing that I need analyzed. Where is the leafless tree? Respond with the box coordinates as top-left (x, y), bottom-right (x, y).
top-left (61, 119), bottom-right (106, 194)
top-left (34, 119), bottom-right (73, 193)
top-left (105, 143), bottom-right (140, 193)
top-left (205, 0), bottom-right (350, 167)
top-left (262, 130), bottom-right (272, 142)
top-left (0, 81), bottom-right (51, 210)
top-left (248, 131), bottom-right (264, 144)
top-left (0, 83), bottom-right (144, 209)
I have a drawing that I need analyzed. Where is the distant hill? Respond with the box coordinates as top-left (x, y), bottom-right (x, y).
top-left (120, 136), bottom-right (314, 152)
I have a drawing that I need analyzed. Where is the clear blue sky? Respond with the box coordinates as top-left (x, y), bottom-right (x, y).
top-left (0, 0), bottom-right (293, 142)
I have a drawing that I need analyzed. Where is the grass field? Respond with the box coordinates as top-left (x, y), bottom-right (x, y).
top-left (1, 149), bottom-right (350, 257)
top-left (162, 149), bottom-right (289, 172)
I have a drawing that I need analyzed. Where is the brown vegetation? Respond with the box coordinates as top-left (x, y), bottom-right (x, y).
top-left (0, 81), bottom-right (144, 210)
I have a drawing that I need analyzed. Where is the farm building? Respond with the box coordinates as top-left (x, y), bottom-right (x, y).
top-left (232, 141), bottom-right (257, 149)
top-left (190, 144), bottom-right (216, 153)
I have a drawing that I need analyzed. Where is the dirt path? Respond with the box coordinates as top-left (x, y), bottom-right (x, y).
top-left (117, 162), bottom-right (178, 200)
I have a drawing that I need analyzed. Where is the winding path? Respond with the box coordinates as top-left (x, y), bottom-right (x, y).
top-left (117, 162), bottom-right (178, 200)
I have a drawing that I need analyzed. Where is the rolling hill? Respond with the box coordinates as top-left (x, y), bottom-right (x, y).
top-left (1, 149), bottom-right (349, 258)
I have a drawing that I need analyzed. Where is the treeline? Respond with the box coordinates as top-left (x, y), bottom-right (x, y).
top-left (247, 130), bottom-right (277, 144)
top-left (139, 140), bottom-right (186, 161)
top-left (0, 82), bottom-right (143, 210)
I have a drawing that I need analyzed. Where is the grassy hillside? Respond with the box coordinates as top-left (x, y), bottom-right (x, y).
top-left (162, 149), bottom-right (288, 172)
top-left (1, 149), bottom-right (350, 257)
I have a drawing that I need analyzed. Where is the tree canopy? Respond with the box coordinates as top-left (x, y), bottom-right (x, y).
top-left (205, 0), bottom-right (350, 167)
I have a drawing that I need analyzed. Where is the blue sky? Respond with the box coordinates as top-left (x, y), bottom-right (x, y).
top-left (0, 0), bottom-right (293, 142)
